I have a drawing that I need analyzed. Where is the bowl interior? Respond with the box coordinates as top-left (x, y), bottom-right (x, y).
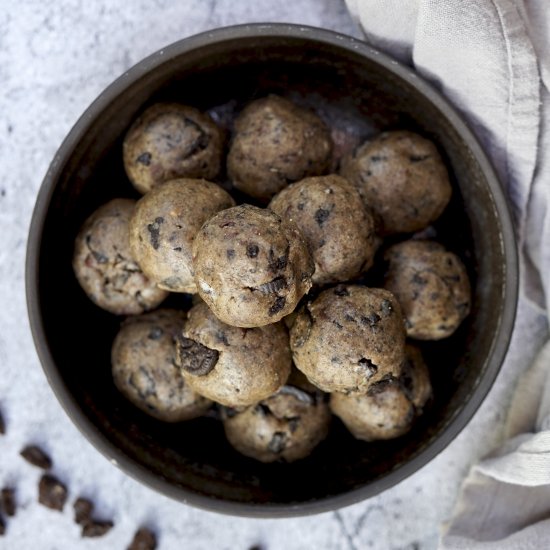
top-left (31, 27), bottom-right (512, 514)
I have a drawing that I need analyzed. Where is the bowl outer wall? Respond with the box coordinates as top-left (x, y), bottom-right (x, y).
top-left (25, 23), bottom-right (518, 517)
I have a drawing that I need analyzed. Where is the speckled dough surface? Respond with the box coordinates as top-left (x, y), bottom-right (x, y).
top-left (330, 376), bottom-right (415, 441)
top-left (111, 309), bottom-right (211, 422)
top-left (129, 178), bottom-right (235, 293)
top-left (72, 198), bottom-right (168, 315)
top-left (223, 380), bottom-right (330, 463)
top-left (341, 130), bottom-right (452, 235)
top-left (383, 239), bottom-right (471, 340)
top-left (290, 285), bottom-right (406, 394)
top-left (192, 204), bottom-right (314, 327)
top-left (175, 301), bottom-right (291, 407)
top-left (123, 103), bottom-right (224, 194)
top-left (227, 95), bottom-right (333, 201)
top-left (269, 174), bottom-right (377, 284)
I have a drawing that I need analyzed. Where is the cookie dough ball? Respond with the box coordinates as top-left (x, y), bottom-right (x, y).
top-left (384, 240), bottom-right (471, 340)
top-left (123, 103), bottom-right (223, 194)
top-left (111, 309), bottom-right (211, 421)
top-left (175, 301), bottom-right (291, 407)
top-left (269, 174), bottom-right (377, 285)
top-left (129, 178), bottom-right (235, 293)
top-left (223, 379), bottom-right (330, 463)
top-left (73, 199), bottom-right (168, 315)
top-left (290, 285), bottom-right (406, 394)
top-left (341, 131), bottom-right (452, 234)
top-left (330, 376), bottom-right (415, 441)
top-left (400, 344), bottom-right (432, 412)
top-left (227, 95), bottom-right (333, 201)
top-left (192, 205), bottom-right (314, 327)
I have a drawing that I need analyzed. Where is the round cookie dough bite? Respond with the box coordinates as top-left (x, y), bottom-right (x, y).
top-left (227, 95), bottom-right (333, 201)
top-left (222, 370), bottom-right (330, 463)
top-left (269, 174), bottom-right (377, 285)
top-left (330, 344), bottom-right (432, 441)
top-left (73, 198), bottom-right (168, 315)
top-left (123, 103), bottom-right (224, 194)
top-left (290, 285), bottom-right (406, 394)
top-left (192, 204), bottom-right (314, 327)
top-left (383, 239), bottom-right (471, 340)
top-left (175, 301), bottom-right (291, 408)
top-left (129, 178), bottom-right (235, 293)
top-left (111, 309), bottom-right (211, 422)
top-left (341, 130), bottom-right (452, 235)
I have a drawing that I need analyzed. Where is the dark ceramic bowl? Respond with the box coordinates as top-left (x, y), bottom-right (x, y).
top-left (26, 24), bottom-right (517, 517)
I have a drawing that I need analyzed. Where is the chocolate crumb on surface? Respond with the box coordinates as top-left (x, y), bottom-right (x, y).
top-left (0, 408), bottom-right (4, 434)
top-left (136, 152), bottom-right (152, 166)
top-left (82, 520), bottom-right (114, 538)
top-left (38, 475), bottom-right (67, 511)
top-left (73, 497), bottom-right (94, 525)
top-left (1, 488), bottom-right (15, 517)
top-left (127, 527), bottom-right (157, 550)
top-left (177, 335), bottom-right (219, 376)
top-left (268, 296), bottom-right (286, 316)
top-left (0, 514), bottom-right (5, 536)
top-left (20, 445), bottom-right (52, 469)
top-left (314, 207), bottom-right (330, 226)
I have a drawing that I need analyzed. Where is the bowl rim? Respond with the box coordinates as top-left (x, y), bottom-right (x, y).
top-left (25, 22), bottom-right (519, 518)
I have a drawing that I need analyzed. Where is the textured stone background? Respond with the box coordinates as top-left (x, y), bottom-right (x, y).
top-left (0, 1), bottom-right (545, 549)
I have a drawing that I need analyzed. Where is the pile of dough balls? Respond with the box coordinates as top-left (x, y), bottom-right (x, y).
top-left (72, 95), bottom-right (471, 463)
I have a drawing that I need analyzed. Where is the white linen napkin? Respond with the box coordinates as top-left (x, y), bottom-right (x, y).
top-left (345, 1), bottom-right (550, 548)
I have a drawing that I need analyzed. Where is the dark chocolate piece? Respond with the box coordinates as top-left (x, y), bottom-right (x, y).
top-left (146, 217), bottom-right (164, 250)
top-left (20, 445), bottom-right (52, 470)
top-left (333, 286), bottom-right (349, 297)
top-left (136, 152), bottom-right (152, 166)
top-left (127, 527), bottom-right (157, 550)
top-left (177, 336), bottom-right (219, 376)
top-left (314, 208), bottom-right (330, 226)
top-left (1, 488), bottom-right (15, 517)
top-left (268, 296), bottom-right (286, 316)
top-left (73, 497), bottom-right (94, 525)
top-left (257, 276), bottom-right (286, 294)
top-left (38, 475), bottom-right (67, 511)
top-left (358, 358), bottom-right (378, 378)
top-left (246, 244), bottom-right (259, 258)
top-left (82, 520), bottom-right (114, 538)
